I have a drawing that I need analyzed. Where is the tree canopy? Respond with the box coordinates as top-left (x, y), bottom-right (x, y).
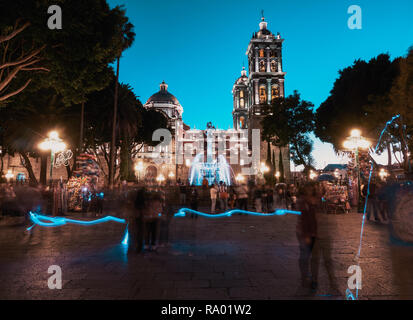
top-left (0, 0), bottom-right (133, 106)
top-left (314, 54), bottom-right (399, 150)
top-left (262, 91), bottom-right (315, 169)
top-left (315, 49), bottom-right (413, 172)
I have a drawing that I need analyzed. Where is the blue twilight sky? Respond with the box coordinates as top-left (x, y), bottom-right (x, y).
top-left (107, 0), bottom-right (413, 169)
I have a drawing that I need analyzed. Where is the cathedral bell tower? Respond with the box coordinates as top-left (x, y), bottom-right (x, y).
top-left (232, 67), bottom-right (250, 130)
top-left (245, 16), bottom-right (289, 178)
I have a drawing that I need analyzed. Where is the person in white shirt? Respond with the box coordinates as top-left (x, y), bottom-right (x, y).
top-left (210, 184), bottom-right (218, 213)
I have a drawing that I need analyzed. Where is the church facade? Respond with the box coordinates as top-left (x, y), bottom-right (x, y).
top-left (137, 17), bottom-right (291, 185)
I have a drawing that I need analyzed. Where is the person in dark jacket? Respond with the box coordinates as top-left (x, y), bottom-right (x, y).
top-left (296, 182), bottom-right (321, 290)
top-left (189, 187), bottom-right (199, 219)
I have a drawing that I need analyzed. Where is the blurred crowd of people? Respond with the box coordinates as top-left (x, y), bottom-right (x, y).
top-left (178, 181), bottom-right (299, 215)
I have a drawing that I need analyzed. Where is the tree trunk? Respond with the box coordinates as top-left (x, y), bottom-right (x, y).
top-left (279, 148), bottom-right (285, 182)
top-left (387, 141), bottom-right (392, 169)
top-left (40, 153), bottom-right (47, 185)
top-left (20, 152), bottom-right (38, 186)
top-left (119, 138), bottom-right (129, 181)
top-left (66, 162), bottom-right (72, 180)
top-left (79, 101), bottom-right (85, 153)
top-left (109, 57), bottom-right (120, 189)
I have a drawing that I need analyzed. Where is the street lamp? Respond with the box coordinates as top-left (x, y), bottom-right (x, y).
top-left (343, 128), bottom-right (371, 212)
top-left (39, 131), bottom-right (66, 184)
top-left (275, 171), bottom-right (280, 183)
top-left (5, 169), bottom-right (14, 182)
top-left (379, 168), bottom-right (388, 181)
top-left (260, 162), bottom-right (269, 173)
top-left (309, 170), bottom-right (318, 180)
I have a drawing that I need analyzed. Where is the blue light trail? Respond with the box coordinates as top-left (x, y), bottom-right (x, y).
top-left (27, 212), bottom-right (126, 229)
top-left (348, 114), bottom-right (400, 300)
top-left (174, 208), bottom-right (301, 218)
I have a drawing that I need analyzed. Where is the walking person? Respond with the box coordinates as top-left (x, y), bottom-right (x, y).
top-left (261, 185), bottom-right (268, 213)
top-left (296, 182), bottom-right (321, 291)
top-left (266, 184), bottom-right (274, 212)
top-left (218, 181), bottom-right (229, 212)
top-left (189, 187), bottom-right (199, 219)
top-left (210, 184), bottom-right (218, 213)
top-left (275, 185), bottom-right (286, 208)
top-left (159, 190), bottom-right (173, 248)
top-left (236, 183), bottom-right (249, 211)
top-left (144, 191), bottom-right (163, 251)
top-left (179, 183), bottom-right (187, 206)
top-left (228, 187), bottom-right (237, 209)
top-left (365, 180), bottom-right (379, 221)
top-left (254, 184), bottom-right (263, 213)
top-left (131, 188), bottom-right (146, 253)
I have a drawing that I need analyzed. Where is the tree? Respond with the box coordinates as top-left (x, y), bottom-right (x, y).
top-left (83, 80), bottom-right (168, 184)
top-left (109, 5), bottom-right (135, 188)
top-left (0, 88), bottom-right (74, 185)
top-left (0, 2), bottom-right (48, 102)
top-left (263, 141), bottom-right (275, 184)
top-left (262, 91), bottom-right (315, 170)
top-left (386, 48), bottom-right (413, 172)
top-left (0, 0), bottom-right (135, 184)
top-left (279, 148), bottom-right (285, 183)
top-left (315, 54), bottom-right (399, 151)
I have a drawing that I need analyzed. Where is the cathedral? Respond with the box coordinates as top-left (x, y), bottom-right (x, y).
top-left (138, 17), bottom-right (291, 185)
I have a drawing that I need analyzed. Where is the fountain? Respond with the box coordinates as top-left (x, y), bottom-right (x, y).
top-left (188, 123), bottom-right (234, 186)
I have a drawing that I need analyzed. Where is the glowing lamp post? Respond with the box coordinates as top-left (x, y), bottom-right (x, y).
top-left (379, 168), bottom-right (388, 181)
top-left (275, 171), bottom-right (280, 183)
top-left (309, 170), bottom-right (318, 180)
top-left (343, 129), bottom-right (370, 212)
top-left (39, 131), bottom-right (66, 184)
top-left (5, 169), bottom-right (14, 182)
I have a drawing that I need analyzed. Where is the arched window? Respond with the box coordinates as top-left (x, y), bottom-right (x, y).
top-left (271, 86), bottom-right (279, 100)
top-left (259, 49), bottom-right (265, 57)
top-left (239, 116), bottom-right (245, 129)
top-left (239, 90), bottom-right (244, 98)
top-left (259, 60), bottom-right (266, 72)
top-left (259, 86), bottom-right (267, 103)
top-left (271, 60), bottom-right (277, 72)
top-left (240, 98), bottom-right (244, 108)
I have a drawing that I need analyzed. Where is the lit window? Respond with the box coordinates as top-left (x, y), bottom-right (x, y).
top-left (240, 91), bottom-right (244, 98)
top-left (271, 60), bottom-right (277, 72)
top-left (240, 98), bottom-right (244, 108)
top-left (272, 86), bottom-right (279, 100)
top-left (259, 86), bottom-right (267, 103)
top-left (259, 61), bottom-right (266, 72)
top-left (259, 49), bottom-right (265, 57)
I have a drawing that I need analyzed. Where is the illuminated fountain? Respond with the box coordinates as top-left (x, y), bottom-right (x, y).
top-left (188, 124), bottom-right (234, 186)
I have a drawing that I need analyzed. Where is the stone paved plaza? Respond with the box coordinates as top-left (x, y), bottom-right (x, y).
top-left (0, 209), bottom-right (412, 300)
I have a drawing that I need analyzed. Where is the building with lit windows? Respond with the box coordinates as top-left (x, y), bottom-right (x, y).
top-left (135, 17), bottom-right (291, 185)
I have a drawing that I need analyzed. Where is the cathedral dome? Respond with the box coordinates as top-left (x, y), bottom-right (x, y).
top-left (255, 17), bottom-right (274, 39)
top-left (234, 67), bottom-right (248, 85)
top-left (146, 81), bottom-right (180, 105)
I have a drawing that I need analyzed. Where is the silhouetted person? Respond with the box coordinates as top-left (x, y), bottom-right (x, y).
top-left (189, 187), bottom-right (199, 219)
top-left (296, 182), bottom-right (320, 291)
